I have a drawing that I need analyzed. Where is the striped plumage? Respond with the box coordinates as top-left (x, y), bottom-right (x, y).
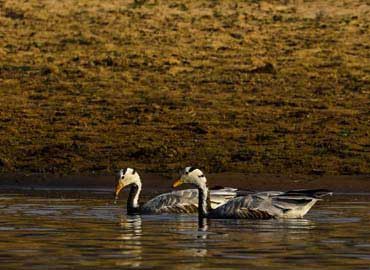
top-left (114, 168), bottom-right (239, 215)
top-left (173, 167), bottom-right (332, 219)
top-left (140, 188), bottom-right (239, 214)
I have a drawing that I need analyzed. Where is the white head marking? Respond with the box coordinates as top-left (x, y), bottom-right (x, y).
top-left (118, 168), bottom-right (142, 207)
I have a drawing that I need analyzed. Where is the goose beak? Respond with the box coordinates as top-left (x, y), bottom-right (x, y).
top-left (172, 179), bottom-right (183, 188)
top-left (114, 182), bottom-right (125, 204)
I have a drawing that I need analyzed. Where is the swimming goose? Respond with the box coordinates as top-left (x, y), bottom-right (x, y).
top-left (172, 167), bottom-right (332, 219)
top-left (114, 168), bottom-right (240, 215)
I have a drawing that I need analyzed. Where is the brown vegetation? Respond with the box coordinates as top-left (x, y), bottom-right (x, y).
top-left (0, 0), bottom-right (369, 175)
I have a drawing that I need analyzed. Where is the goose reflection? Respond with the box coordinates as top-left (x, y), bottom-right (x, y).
top-left (172, 216), bottom-right (210, 258)
top-left (115, 215), bottom-right (143, 268)
top-left (195, 218), bottom-right (319, 266)
top-left (198, 217), bottom-right (209, 233)
top-left (113, 214), bottom-right (317, 268)
top-left (118, 214), bottom-right (143, 238)
top-left (209, 217), bottom-right (317, 244)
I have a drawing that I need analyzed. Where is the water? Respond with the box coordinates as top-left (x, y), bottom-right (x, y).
top-left (0, 189), bottom-right (369, 269)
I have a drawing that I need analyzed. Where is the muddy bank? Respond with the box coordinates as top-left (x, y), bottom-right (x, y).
top-left (1, 173), bottom-right (369, 193)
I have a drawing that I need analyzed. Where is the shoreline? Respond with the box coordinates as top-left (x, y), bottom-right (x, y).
top-left (1, 173), bottom-right (369, 194)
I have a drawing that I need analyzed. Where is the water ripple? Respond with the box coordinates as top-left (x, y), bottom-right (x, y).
top-left (0, 191), bottom-right (368, 269)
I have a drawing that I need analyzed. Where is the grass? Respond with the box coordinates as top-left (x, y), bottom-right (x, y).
top-left (0, 0), bottom-right (369, 175)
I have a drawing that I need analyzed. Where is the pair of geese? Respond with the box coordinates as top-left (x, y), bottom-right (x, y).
top-left (114, 167), bottom-right (332, 219)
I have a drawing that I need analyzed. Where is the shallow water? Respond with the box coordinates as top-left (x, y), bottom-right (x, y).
top-left (0, 190), bottom-right (369, 269)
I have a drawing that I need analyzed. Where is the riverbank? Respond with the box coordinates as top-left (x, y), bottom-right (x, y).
top-left (1, 173), bottom-right (369, 193)
top-left (0, 0), bottom-right (369, 176)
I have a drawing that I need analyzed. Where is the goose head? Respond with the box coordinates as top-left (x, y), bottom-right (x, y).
top-left (172, 167), bottom-right (207, 190)
top-left (114, 168), bottom-right (141, 202)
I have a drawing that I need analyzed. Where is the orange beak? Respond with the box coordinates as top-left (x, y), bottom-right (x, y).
top-left (172, 179), bottom-right (183, 188)
top-left (114, 182), bottom-right (125, 203)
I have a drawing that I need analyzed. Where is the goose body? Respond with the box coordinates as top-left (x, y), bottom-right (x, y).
top-left (173, 167), bottom-right (332, 219)
top-left (114, 168), bottom-right (239, 215)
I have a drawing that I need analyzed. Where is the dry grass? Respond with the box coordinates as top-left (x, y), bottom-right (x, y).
top-left (0, 0), bottom-right (369, 175)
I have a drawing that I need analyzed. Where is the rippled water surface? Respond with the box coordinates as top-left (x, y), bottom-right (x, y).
top-left (0, 189), bottom-right (369, 269)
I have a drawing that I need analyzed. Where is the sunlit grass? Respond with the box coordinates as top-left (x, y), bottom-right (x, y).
top-left (0, 0), bottom-right (369, 175)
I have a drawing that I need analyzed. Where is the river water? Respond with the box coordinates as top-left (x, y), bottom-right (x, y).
top-left (0, 189), bottom-right (369, 269)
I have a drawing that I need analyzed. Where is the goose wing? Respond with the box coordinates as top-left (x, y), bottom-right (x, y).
top-left (209, 187), bottom-right (239, 208)
top-left (209, 189), bottom-right (332, 219)
top-left (141, 188), bottom-right (239, 214)
top-left (141, 189), bottom-right (198, 214)
top-left (208, 195), bottom-right (274, 219)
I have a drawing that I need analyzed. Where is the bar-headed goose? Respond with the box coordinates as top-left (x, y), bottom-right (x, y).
top-left (114, 168), bottom-right (240, 215)
top-left (172, 167), bottom-right (332, 219)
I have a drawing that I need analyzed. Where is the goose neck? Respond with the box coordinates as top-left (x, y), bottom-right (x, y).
top-left (198, 185), bottom-right (210, 218)
top-left (127, 183), bottom-right (141, 212)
